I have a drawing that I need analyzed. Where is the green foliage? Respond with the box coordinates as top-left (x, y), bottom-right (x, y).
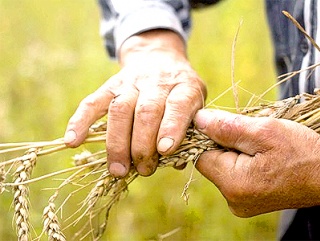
top-left (0, 0), bottom-right (278, 240)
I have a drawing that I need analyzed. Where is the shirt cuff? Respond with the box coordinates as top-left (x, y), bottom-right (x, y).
top-left (114, 2), bottom-right (187, 58)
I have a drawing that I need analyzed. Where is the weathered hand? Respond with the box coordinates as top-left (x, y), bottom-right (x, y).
top-left (64, 30), bottom-right (206, 178)
top-left (194, 109), bottom-right (320, 217)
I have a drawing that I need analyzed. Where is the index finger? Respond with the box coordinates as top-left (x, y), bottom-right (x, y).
top-left (64, 77), bottom-right (121, 147)
top-left (157, 82), bottom-right (205, 155)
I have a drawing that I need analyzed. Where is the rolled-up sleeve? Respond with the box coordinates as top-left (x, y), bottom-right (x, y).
top-left (98, 0), bottom-right (191, 59)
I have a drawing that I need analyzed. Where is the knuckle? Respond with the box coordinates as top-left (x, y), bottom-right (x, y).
top-left (79, 94), bottom-right (96, 110)
top-left (165, 92), bottom-right (203, 123)
top-left (170, 85), bottom-right (204, 105)
top-left (107, 143), bottom-right (126, 157)
top-left (108, 98), bottom-right (134, 118)
top-left (135, 101), bottom-right (163, 123)
top-left (162, 109), bottom-right (190, 129)
top-left (168, 91), bottom-right (192, 105)
top-left (177, 70), bottom-right (207, 96)
top-left (219, 117), bottom-right (238, 133)
top-left (258, 117), bottom-right (279, 129)
top-left (253, 117), bottom-right (281, 140)
top-left (215, 115), bottom-right (243, 143)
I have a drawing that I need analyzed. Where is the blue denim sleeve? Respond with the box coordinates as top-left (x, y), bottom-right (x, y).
top-left (97, 0), bottom-right (191, 59)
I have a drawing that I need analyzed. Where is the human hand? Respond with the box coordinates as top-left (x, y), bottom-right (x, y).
top-left (64, 30), bottom-right (206, 178)
top-left (193, 109), bottom-right (320, 217)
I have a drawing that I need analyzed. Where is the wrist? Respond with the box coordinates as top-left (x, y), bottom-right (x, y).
top-left (119, 29), bottom-right (187, 66)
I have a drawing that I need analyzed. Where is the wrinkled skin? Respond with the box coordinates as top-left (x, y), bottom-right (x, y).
top-left (63, 27), bottom-right (320, 218)
top-left (64, 30), bottom-right (207, 177)
top-left (194, 109), bottom-right (320, 217)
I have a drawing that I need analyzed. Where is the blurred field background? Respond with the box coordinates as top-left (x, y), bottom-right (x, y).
top-left (0, 0), bottom-right (279, 240)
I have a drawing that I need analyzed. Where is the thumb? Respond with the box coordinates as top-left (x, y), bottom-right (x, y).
top-left (64, 81), bottom-right (116, 147)
top-left (194, 109), bottom-right (272, 155)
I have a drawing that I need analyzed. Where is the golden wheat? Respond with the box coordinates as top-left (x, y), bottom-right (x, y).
top-left (12, 148), bottom-right (39, 241)
top-left (1, 92), bottom-right (320, 240)
top-left (43, 199), bottom-right (66, 241)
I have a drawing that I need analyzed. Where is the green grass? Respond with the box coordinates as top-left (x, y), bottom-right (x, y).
top-left (0, 0), bottom-right (279, 240)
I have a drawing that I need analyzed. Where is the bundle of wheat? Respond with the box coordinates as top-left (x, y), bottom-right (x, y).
top-left (1, 91), bottom-right (320, 240)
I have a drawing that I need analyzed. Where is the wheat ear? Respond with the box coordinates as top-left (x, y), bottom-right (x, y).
top-left (13, 148), bottom-right (38, 241)
top-left (43, 197), bottom-right (66, 241)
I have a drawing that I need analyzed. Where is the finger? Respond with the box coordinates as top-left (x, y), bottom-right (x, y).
top-left (64, 78), bottom-right (121, 147)
top-left (194, 109), bottom-right (275, 155)
top-left (131, 84), bottom-right (168, 176)
top-left (197, 149), bottom-right (258, 218)
top-left (107, 85), bottom-right (139, 178)
top-left (157, 83), bottom-right (205, 155)
top-left (196, 150), bottom-right (253, 202)
top-left (196, 150), bottom-right (238, 184)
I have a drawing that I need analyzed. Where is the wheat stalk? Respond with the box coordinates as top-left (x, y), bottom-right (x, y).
top-left (13, 148), bottom-right (39, 241)
top-left (40, 160), bottom-right (97, 241)
top-left (70, 168), bottom-right (138, 240)
top-left (1, 91), bottom-right (320, 240)
top-left (78, 93), bottom-right (320, 239)
top-left (43, 198), bottom-right (66, 241)
top-left (0, 10), bottom-right (318, 239)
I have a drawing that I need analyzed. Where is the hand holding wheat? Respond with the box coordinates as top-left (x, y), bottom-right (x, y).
top-left (195, 108), bottom-right (320, 217)
top-left (1, 92), bottom-right (320, 240)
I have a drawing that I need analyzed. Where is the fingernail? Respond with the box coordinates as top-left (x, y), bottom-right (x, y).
top-left (136, 164), bottom-right (152, 176)
top-left (64, 130), bottom-right (77, 144)
top-left (158, 137), bottom-right (174, 153)
top-left (195, 110), bottom-right (208, 130)
top-left (136, 165), bottom-right (146, 176)
top-left (109, 163), bottom-right (127, 177)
